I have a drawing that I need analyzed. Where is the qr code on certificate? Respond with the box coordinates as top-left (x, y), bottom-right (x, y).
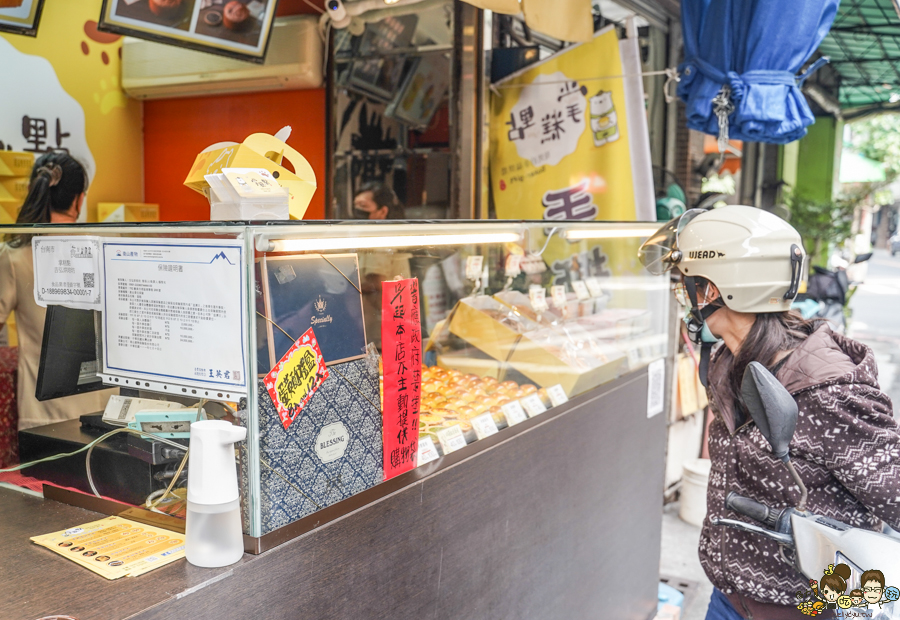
top-left (83, 272), bottom-right (95, 288)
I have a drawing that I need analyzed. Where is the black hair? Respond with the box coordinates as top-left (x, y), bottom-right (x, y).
top-left (6, 152), bottom-right (89, 248)
top-left (729, 311), bottom-right (824, 401)
top-left (356, 181), bottom-right (405, 219)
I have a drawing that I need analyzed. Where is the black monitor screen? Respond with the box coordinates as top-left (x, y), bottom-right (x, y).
top-left (35, 306), bottom-right (106, 401)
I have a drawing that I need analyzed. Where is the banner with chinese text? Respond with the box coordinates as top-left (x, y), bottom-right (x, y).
top-left (382, 278), bottom-right (422, 479)
top-left (264, 328), bottom-right (329, 431)
top-left (489, 26), bottom-right (653, 222)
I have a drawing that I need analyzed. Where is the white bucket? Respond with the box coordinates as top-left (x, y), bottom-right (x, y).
top-left (679, 458), bottom-right (711, 527)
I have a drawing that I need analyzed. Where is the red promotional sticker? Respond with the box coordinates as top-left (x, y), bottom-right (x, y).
top-left (382, 278), bottom-right (422, 479)
top-left (265, 327), bottom-right (329, 430)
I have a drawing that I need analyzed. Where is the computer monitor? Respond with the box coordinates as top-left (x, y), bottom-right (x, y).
top-left (35, 306), bottom-right (107, 401)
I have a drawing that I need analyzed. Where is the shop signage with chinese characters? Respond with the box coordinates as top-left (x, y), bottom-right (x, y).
top-left (265, 328), bottom-right (329, 431)
top-left (382, 278), bottom-right (422, 478)
top-left (489, 26), bottom-right (653, 222)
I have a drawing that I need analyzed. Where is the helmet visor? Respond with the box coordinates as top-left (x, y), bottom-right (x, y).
top-left (638, 209), bottom-right (705, 275)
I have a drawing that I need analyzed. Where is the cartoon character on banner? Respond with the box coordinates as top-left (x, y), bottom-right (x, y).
top-left (589, 90), bottom-right (620, 147)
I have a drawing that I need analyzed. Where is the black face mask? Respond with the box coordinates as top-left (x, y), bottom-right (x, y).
top-left (352, 207), bottom-right (372, 220)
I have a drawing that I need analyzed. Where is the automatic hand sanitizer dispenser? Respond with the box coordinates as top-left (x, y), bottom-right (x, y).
top-left (186, 420), bottom-right (247, 568)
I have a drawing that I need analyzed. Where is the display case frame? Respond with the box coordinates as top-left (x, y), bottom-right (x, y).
top-left (0, 219), bottom-right (668, 545)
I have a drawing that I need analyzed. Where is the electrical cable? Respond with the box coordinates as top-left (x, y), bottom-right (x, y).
top-left (146, 449), bottom-right (189, 510)
top-left (0, 426), bottom-right (186, 474)
top-left (84, 428), bottom-right (188, 498)
top-left (303, 0), bottom-right (325, 13)
top-left (534, 227), bottom-right (559, 256)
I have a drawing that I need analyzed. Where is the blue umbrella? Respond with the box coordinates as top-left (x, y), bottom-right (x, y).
top-left (678, 0), bottom-right (838, 145)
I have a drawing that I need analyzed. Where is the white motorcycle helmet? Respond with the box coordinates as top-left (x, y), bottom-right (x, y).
top-left (639, 205), bottom-right (806, 313)
top-left (639, 205), bottom-right (805, 385)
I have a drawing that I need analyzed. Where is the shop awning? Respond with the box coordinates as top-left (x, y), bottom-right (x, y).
top-left (677, 0), bottom-right (839, 144)
top-left (839, 148), bottom-right (887, 183)
top-left (817, 0), bottom-right (900, 116)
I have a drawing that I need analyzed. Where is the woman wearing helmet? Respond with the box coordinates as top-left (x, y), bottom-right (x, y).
top-left (640, 206), bottom-right (900, 620)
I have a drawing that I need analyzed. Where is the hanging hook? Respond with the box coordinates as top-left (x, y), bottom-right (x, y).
top-left (663, 67), bottom-right (681, 104)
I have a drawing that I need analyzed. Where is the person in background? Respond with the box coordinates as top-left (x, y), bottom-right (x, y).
top-left (352, 182), bottom-right (405, 220)
top-left (0, 152), bottom-right (112, 431)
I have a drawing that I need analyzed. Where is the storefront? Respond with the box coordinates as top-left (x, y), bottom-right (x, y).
top-left (0, 1), bottom-right (684, 619)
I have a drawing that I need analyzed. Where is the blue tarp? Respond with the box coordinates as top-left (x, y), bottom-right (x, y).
top-left (678, 0), bottom-right (839, 144)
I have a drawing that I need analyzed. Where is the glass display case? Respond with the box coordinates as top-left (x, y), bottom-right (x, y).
top-left (1, 220), bottom-right (668, 541)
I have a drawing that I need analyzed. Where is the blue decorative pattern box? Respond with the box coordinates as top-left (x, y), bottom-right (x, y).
top-left (243, 356), bottom-right (383, 534)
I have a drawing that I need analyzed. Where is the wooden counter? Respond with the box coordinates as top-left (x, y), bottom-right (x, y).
top-left (1, 368), bottom-right (665, 620)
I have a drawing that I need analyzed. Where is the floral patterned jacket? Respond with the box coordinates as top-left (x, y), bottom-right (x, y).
top-left (699, 326), bottom-right (900, 620)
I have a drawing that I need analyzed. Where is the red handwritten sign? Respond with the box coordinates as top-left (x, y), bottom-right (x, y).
top-left (265, 327), bottom-right (329, 430)
top-left (382, 278), bottom-right (422, 479)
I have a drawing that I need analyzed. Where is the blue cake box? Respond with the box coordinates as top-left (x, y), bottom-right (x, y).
top-left (243, 356), bottom-right (383, 535)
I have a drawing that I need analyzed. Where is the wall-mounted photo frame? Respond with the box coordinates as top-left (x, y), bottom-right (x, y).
top-left (385, 54), bottom-right (450, 129)
top-left (0, 0), bottom-right (46, 37)
top-left (98, 0), bottom-right (280, 64)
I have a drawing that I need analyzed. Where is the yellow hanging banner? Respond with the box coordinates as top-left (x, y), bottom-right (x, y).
top-left (490, 26), bottom-right (641, 222)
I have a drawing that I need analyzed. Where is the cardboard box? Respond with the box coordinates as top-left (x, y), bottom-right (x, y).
top-left (0, 177), bottom-right (28, 201)
top-left (506, 328), bottom-right (629, 396)
top-left (436, 348), bottom-right (504, 380)
top-left (248, 357), bottom-right (383, 534)
top-left (96, 203), bottom-right (160, 223)
top-left (184, 132), bottom-right (316, 220)
top-left (0, 151), bottom-right (34, 177)
top-left (448, 296), bottom-right (539, 362)
top-left (0, 203), bottom-right (18, 225)
top-left (0, 176), bottom-right (27, 223)
top-left (448, 295), bottom-right (628, 396)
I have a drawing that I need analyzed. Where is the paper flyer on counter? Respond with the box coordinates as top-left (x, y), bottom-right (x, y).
top-left (31, 516), bottom-right (185, 580)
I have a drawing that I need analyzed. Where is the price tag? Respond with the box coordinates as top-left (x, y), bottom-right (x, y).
top-left (546, 384), bottom-right (569, 407)
top-left (572, 280), bottom-right (590, 301)
top-left (436, 425), bottom-right (468, 454)
top-left (505, 253), bottom-right (523, 278)
top-left (626, 347), bottom-right (641, 370)
top-left (521, 252), bottom-right (547, 275)
top-left (465, 255), bottom-right (484, 280)
top-left (550, 285), bottom-right (568, 309)
top-left (585, 277), bottom-right (603, 298)
top-left (520, 394), bottom-right (547, 417)
top-left (529, 285), bottom-right (549, 313)
top-left (471, 413), bottom-right (499, 439)
top-left (501, 400), bottom-right (528, 426)
top-left (417, 437), bottom-right (440, 465)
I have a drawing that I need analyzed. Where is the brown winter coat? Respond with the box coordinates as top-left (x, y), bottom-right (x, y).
top-left (699, 325), bottom-right (900, 619)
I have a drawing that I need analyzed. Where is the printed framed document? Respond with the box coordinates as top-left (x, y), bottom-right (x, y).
top-left (262, 253), bottom-right (367, 368)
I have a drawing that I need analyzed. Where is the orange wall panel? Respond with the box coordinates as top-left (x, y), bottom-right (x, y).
top-left (143, 88), bottom-right (327, 221)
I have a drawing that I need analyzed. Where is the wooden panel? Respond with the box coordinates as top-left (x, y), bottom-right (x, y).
top-left (0, 489), bottom-right (239, 620)
top-left (138, 371), bottom-right (664, 620)
top-left (1, 370), bottom-right (665, 620)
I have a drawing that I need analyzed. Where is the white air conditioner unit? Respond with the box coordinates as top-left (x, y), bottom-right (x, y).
top-left (122, 15), bottom-right (323, 100)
